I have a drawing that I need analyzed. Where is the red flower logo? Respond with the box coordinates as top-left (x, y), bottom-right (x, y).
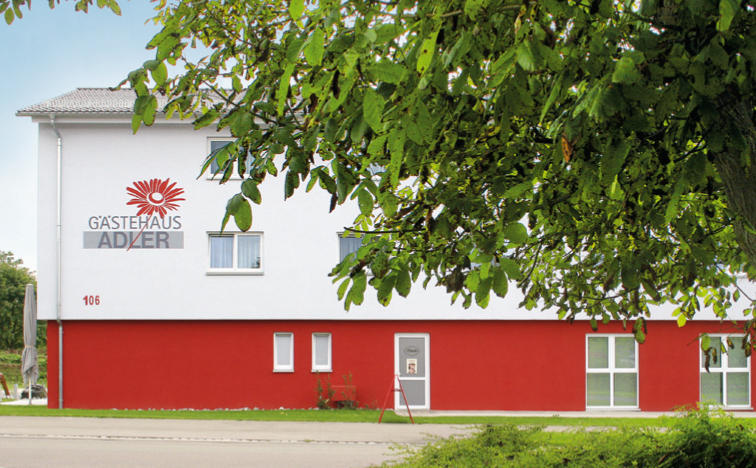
top-left (126, 178), bottom-right (185, 218)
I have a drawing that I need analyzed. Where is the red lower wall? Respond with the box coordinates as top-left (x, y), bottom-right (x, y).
top-left (45, 320), bottom-right (752, 411)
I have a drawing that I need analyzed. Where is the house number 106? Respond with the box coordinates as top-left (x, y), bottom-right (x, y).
top-left (83, 295), bottom-right (100, 306)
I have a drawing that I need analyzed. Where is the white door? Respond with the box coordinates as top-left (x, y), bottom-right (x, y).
top-left (395, 333), bottom-right (430, 410)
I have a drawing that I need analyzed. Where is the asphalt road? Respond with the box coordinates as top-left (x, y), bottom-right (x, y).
top-left (0, 416), bottom-right (474, 467)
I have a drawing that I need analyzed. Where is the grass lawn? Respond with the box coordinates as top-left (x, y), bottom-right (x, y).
top-left (3, 405), bottom-right (754, 429)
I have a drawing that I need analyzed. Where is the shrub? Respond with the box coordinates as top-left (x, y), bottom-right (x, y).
top-left (387, 409), bottom-right (756, 467)
top-left (635, 409), bottom-right (756, 468)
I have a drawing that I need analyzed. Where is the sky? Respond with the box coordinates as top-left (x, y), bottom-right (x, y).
top-left (0, 1), bottom-right (161, 271)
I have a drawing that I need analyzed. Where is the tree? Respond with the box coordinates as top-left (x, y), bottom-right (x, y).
top-left (7, 1), bottom-right (756, 348)
top-left (0, 251), bottom-right (37, 349)
top-left (0, 0), bottom-right (121, 25)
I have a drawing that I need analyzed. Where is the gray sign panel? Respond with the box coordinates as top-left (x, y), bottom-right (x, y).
top-left (83, 231), bottom-right (184, 249)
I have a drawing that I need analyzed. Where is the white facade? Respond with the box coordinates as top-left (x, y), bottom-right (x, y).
top-left (27, 93), bottom-right (754, 322)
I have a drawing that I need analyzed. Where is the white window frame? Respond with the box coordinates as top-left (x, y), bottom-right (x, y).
top-left (311, 333), bottom-right (332, 373)
top-left (206, 138), bottom-right (252, 180)
top-left (699, 334), bottom-right (751, 409)
top-left (206, 232), bottom-right (263, 275)
top-left (273, 332), bottom-right (294, 373)
top-left (586, 334), bottom-right (639, 409)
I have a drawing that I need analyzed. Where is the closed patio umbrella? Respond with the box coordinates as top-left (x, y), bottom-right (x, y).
top-left (21, 284), bottom-right (37, 404)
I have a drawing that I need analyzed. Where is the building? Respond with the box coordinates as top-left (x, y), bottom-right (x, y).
top-left (18, 88), bottom-right (755, 412)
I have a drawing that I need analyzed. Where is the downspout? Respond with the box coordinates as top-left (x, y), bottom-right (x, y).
top-left (50, 115), bottom-right (63, 409)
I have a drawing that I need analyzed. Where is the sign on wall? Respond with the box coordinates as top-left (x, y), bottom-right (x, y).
top-left (83, 178), bottom-right (185, 249)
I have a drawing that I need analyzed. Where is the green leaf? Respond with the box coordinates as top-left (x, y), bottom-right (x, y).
top-left (362, 88), bottom-right (385, 133)
top-left (194, 109), bottom-right (220, 130)
top-left (387, 128), bottom-right (405, 188)
top-left (503, 222), bottom-right (528, 244)
top-left (367, 134), bottom-right (388, 156)
top-left (131, 114), bottom-right (142, 134)
top-left (621, 264), bottom-right (640, 290)
top-left (150, 62), bottom-right (167, 86)
top-left (363, 29), bottom-right (377, 43)
top-left (377, 274), bottom-right (396, 306)
top-left (634, 320), bottom-right (646, 344)
top-left (498, 257), bottom-right (521, 280)
top-left (492, 268), bottom-right (508, 297)
top-left (226, 193), bottom-right (243, 215)
top-left (232, 76), bottom-right (243, 93)
top-left (304, 28), bottom-right (325, 67)
top-left (318, 170), bottom-right (337, 194)
top-left (602, 140), bottom-right (629, 183)
top-left (141, 95), bottom-right (157, 126)
top-left (701, 334), bottom-right (711, 351)
top-left (226, 194), bottom-right (251, 231)
top-left (277, 63), bottom-right (296, 116)
top-left (475, 277), bottom-right (491, 307)
top-left (288, 0), bottom-right (304, 22)
top-left (230, 111), bottom-right (253, 137)
top-left (717, 0), bottom-right (737, 32)
top-left (416, 29), bottom-right (439, 74)
top-left (337, 278), bottom-right (351, 300)
top-left (348, 272), bottom-right (367, 306)
top-left (4, 8), bottom-right (13, 25)
top-left (368, 62), bottom-right (406, 84)
top-left (677, 314), bottom-right (687, 327)
top-left (516, 41), bottom-right (536, 72)
top-left (241, 179), bottom-right (262, 204)
top-left (539, 74), bottom-right (563, 124)
top-left (233, 197), bottom-right (252, 231)
top-left (357, 189), bottom-right (373, 217)
top-left (395, 266), bottom-right (411, 297)
top-left (379, 192), bottom-right (398, 217)
top-left (612, 57), bottom-right (642, 84)
top-left (664, 180), bottom-right (685, 224)
top-left (284, 171), bottom-right (297, 199)
top-left (608, 176), bottom-right (625, 201)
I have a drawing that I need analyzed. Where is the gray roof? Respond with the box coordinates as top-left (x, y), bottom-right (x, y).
top-left (17, 88), bottom-right (170, 116)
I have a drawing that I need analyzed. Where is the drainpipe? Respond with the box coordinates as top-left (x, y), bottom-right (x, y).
top-left (50, 115), bottom-right (63, 409)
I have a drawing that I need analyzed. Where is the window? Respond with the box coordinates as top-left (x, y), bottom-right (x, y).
top-left (339, 234), bottom-right (363, 262)
top-left (208, 233), bottom-right (262, 274)
top-left (586, 335), bottom-right (638, 408)
top-left (312, 333), bottom-right (332, 372)
top-left (700, 335), bottom-right (750, 408)
top-left (207, 139), bottom-right (253, 177)
top-left (274, 333), bottom-right (294, 372)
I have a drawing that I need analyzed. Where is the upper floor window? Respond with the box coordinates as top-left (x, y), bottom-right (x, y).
top-left (208, 232), bottom-right (262, 274)
top-left (586, 335), bottom-right (638, 408)
top-left (339, 234), bottom-right (363, 262)
top-left (207, 139), bottom-right (253, 177)
top-left (700, 335), bottom-right (750, 408)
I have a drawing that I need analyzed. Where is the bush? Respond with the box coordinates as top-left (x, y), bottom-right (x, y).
top-left (387, 409), bottom-right (756, 467)
top-left (636, 409), bottom-right (756, 468)
top-left (389, 424), bottom-right (543, 467)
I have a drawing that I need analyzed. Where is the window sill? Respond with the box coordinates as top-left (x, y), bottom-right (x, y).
top-left (586, 407), bottom-right (640, 411)
top-left (312, 369), bottom-right (332, 373)
top-left (704, 405), bottom-right (753, 411)
top-left (206, 270), bottom-right (264, 276)
top-left (273, 369), bottom-right (294, 373)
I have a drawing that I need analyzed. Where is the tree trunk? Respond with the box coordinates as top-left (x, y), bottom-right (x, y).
top-left (713, 99), bottom-right (756, 270)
